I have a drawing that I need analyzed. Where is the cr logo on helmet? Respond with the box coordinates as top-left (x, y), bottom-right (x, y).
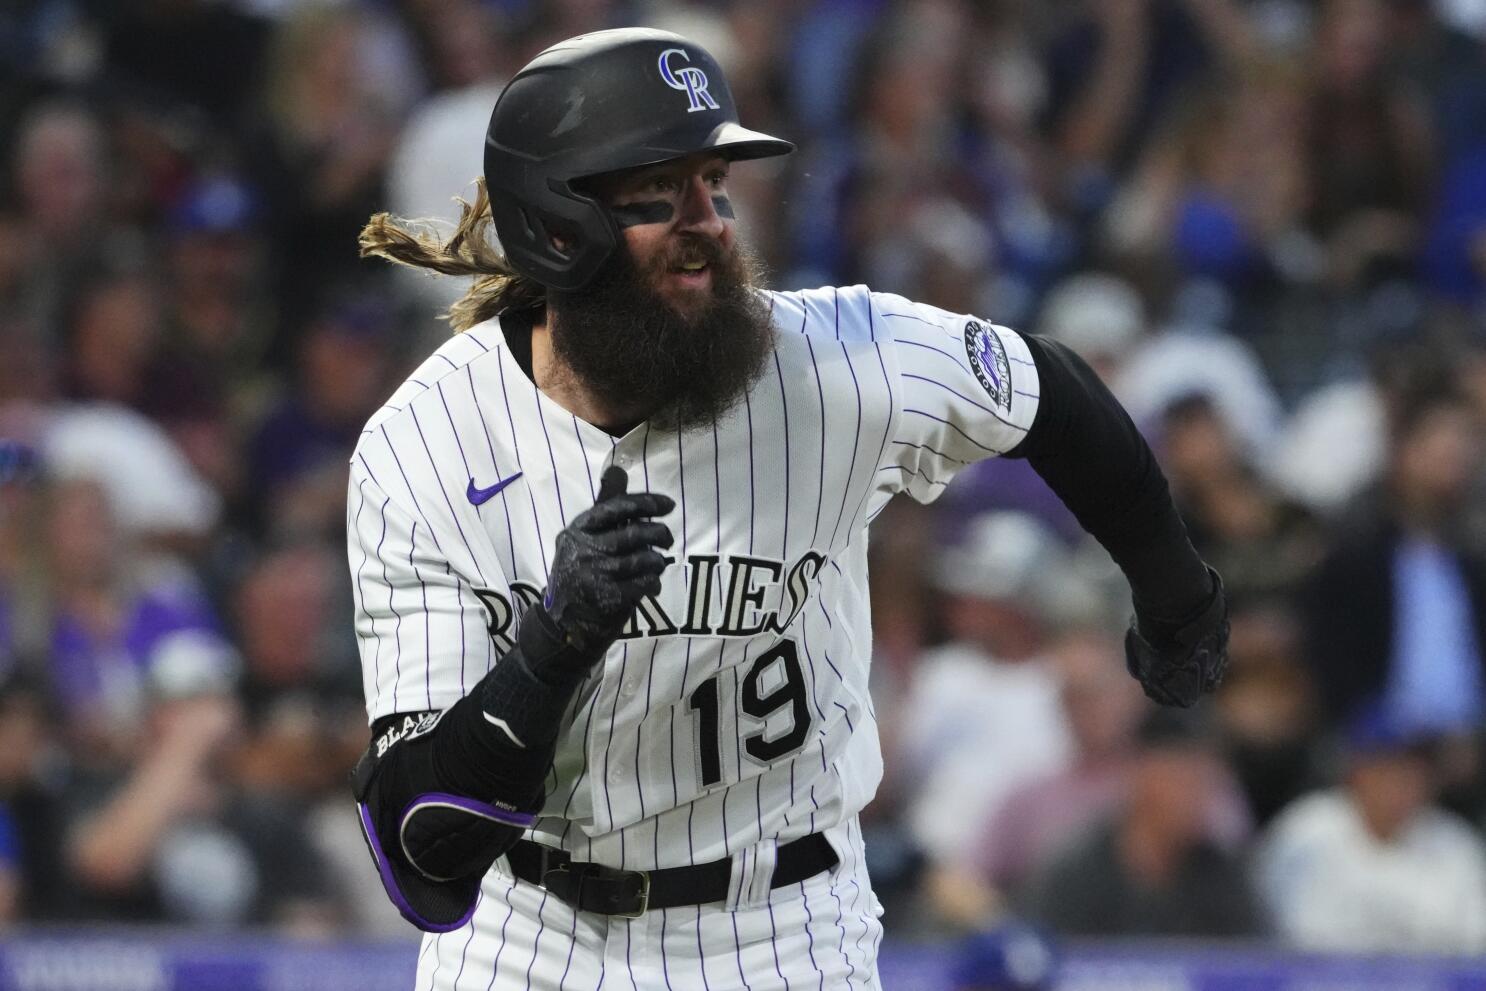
top-left (658, 48), bottom-right (720, 113)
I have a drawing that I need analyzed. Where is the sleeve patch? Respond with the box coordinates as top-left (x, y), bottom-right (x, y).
top-left (964, 320), bottom-right (1013, 413)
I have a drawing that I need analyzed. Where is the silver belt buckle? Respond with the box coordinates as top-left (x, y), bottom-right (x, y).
top-left (616, 869), bottom-right (650, 919)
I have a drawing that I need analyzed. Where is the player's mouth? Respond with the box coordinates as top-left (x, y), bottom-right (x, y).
top-left (666, 258), bottom-right (712, 290)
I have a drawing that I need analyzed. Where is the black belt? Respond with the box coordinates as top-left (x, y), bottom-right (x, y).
top-left (504, 833), bottom-right (838, 917)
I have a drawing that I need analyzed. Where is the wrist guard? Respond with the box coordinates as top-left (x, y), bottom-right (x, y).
top-left (351, 606), bottom-right (595, 932)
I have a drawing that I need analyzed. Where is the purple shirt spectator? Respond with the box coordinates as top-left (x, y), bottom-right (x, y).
top-left (45, 579), bottom-right (236, 725)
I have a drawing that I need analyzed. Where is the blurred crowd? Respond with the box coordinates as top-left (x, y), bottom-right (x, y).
top-left (2, 0), bottom-right (1486, 968)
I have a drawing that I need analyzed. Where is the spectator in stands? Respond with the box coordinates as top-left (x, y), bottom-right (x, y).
top-left (230, 540), bottom-right (363, 801)
top-left (1102, 58), bottom-right (1309, 304)
top-left (1254, 706), bottom-right (1486, 952)
top-left (1214, 603), bottom-right (1321, 825)
top-left (1156, 393), bottom-right (1323, 607)
top-left (62, 650), bottom-right (336, 931)
top-left (975, 631), bottom-right (1250, 901)
top-left (246, 294), bottom-right (396, 542)
top-left (388, 0), bottom-right (514, 329)
top-left (1301, 378), bottom-right (1486, 738)
top-left (973, 631), bottom-right (1147, 897)
top-left (1305, 0), bottom-right (1435, 290)
top-left (250, 5), bottom-right (406, 324)
top-left (1020, 708), bottom-right (1267, 938)
top-left (9, 101), bottom-right (112, 345)
top-left (897, 512), bottom-right (1098, 924)
top-left (19, 476), bottom-right (235, 750)
top-left (60, 271), bottom-right (164, 411)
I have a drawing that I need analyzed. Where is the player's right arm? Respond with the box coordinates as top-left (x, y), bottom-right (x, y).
top-left (347, 464), bottom-right (672, 932)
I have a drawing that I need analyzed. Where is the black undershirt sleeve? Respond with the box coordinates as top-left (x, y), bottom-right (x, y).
top-left (1005, 333), bottom-right (1212, 625)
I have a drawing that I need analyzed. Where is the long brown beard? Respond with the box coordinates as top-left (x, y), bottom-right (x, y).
top-left (547, 235), bottom-right (776, 433)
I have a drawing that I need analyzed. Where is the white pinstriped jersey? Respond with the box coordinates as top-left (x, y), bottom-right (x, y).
top-left (346, 284), bottom-right (1040, 875)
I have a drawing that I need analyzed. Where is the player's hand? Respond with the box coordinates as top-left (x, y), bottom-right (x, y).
top-left (544, 465), bottom-right (674, 656)
top-left (1124, 566), bottom-right (1229, 707)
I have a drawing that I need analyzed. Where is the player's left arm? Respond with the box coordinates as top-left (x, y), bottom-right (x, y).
top-left (1004, 333), bottom-right (1228, 708)
top-left (872, 293), bottom-right (1224, 708)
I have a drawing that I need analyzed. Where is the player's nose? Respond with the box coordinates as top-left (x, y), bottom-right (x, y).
top-left (675, 175), bottom-right (726, 240)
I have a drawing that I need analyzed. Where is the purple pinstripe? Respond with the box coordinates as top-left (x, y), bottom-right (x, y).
top-left (841, 339), bottom-right (897, 541)
top-left (483, 878), bottom-right (519, 991)
top-left (877, 464), bottom-right (946, 487)
top-left (520, 889), bottom-right (550, 991)
top-left (803, 336), bottom-right (826, 546)
top-left (901, 373), bottom-right (1028, 433)
top-left (429, 930), bottom-right (443, 991)
top-left (452, 890), bottom-right (482, 991)
top-left (824, 343), bottom-right (863, 552)
top-left (889, 439), bottom-right (970, 465)
top-left (798, 881), bottom-right (824, 991)
top-left (831, 700), bottom-right (854, 733)
top-left (557, 685), bottom-right (602, 852)
top-left (845, 820), bottom-right (872, 977)
top-left (766, 896), bottom-right (791, 991)
top-left (894, 336), bottom-right (962, 366)
top-left (877, 310), bottom-right (941, 328)
top-left (732, 911), bottom-right (754, 991)
top-left (416, 938), bottom-right (435, 991)
top-left (771, 352), bottom-right (792, 557)
top-left (570, 415), bottom-right (595, 498)
top-left (464, 365), bottom-right (518, 580)
top-left (900, 408), bottom-right (1004, 454)
top-left (696, 905), bottom-right (714, 991)
top-left (624, 917), bottom-right (638, 989)
top-left (531, 378), bottom-right (568, 521)
top-left (555, 895), bottom-right (579, 991)
top-left (599, 643), bottom-right (626, 833)
top-left (376, 497), bottom-right (403, 710)
top-left (353, 478), bottom-right (382, 700)
top-left (409, 522), bottom-right (432, 708)
top-left (673, 426), bottom-right (703, 866)
top-left (826, 845), bottom-right (857, 989)
top-left (660, 908), bottom-right (676, 991)
top-left (636, 639), bottom-right (660, 820)
top-left (409, 407), bottom-right (489, 584)
top-left (495, 347), bottom-right (550, 575)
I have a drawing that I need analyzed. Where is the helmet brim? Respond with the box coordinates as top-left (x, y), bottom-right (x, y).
top-left (560, 122), bottom-right (794, 184)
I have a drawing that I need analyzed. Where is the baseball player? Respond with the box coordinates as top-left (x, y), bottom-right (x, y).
top-left (347, 28), bottom-right (1228, 990)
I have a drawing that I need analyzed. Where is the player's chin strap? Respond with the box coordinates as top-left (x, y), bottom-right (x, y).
top-left (352, 606), bottom-right (597, 932)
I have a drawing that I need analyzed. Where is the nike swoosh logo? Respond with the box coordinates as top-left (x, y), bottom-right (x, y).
top-left (467, 472), bottom-right (523, 506)
top-left (481, 712), bottom-right (525, 748)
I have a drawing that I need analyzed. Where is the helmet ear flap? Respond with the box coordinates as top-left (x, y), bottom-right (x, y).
top-left (486, 179), bottom-right (619, 292)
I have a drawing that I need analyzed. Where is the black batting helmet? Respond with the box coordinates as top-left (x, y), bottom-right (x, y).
top-left (482, 28), bottom-right (794, 291)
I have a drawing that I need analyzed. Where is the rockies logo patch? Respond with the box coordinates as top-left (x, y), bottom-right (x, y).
top-left (964, 320), bottom-right (1013, 413)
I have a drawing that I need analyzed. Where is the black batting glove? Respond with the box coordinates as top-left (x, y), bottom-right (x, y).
top-left (543, 465), bottom-right (675, 658)
top-left (1124, 566), bottom-right (1229, 708)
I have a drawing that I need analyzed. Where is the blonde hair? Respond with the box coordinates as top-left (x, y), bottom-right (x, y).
top-left (358, 178), bottom-right (545, 332)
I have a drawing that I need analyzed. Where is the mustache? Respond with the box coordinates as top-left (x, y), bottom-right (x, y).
top-left (650, 235), bottom-right (728, 273)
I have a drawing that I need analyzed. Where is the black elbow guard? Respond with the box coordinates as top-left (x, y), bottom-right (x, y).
top-left (352, 702), bottom-right (536, 933)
